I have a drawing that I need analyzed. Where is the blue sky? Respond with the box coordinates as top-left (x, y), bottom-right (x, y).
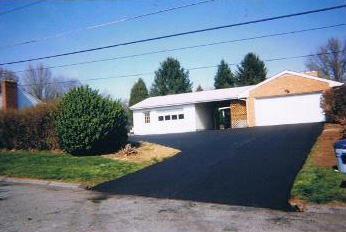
top-left (0, 0), bottom-right (345, 100)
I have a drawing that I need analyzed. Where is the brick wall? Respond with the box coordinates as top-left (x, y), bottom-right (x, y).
top-left (246, 74), bottom-right (330, 127)
top-left (1, 78), bottom-right (18, 110)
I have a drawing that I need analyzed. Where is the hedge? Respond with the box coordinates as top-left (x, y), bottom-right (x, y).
top-left (0, 101), bottom-right (60, 150)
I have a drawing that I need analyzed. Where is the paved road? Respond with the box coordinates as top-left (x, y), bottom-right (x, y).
top-left (1, 182), bottom-right (346, 232)
top-left (94, 123), bottom-right (323, 210)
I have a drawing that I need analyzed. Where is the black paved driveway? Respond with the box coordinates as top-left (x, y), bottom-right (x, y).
top-left (93, 123), bottom-right (323, 210)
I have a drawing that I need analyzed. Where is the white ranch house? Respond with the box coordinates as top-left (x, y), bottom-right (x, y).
top-left (130, 70), bottom-right (343, 135)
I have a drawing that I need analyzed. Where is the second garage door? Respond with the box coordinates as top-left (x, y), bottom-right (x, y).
top-left (254, 93), bottom-right (325, 126)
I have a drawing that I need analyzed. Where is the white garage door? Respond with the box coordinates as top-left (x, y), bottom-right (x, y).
top-left (255, 93), bottom-right (325, 126)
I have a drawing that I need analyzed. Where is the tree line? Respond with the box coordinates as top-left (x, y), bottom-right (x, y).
top-left (129, 52), bottom-right (268, 107)
top-left (0, 63), bottom-right (80, 100)
top-left (129, 37), bottom-right (345, 107)
top-left (0, 37), bottom-right (344, 105)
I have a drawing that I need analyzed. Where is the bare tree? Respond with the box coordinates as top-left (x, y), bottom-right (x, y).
top-left (21, 63), bottom-right (80, 100)
top-left (306, 38), bottom-right (346, 82)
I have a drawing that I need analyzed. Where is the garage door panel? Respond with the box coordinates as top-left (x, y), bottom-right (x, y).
top-left (255, 93), bottom-right (325, 126)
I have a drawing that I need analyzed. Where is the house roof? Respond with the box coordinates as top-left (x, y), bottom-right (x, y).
top-left (130, 70), bottom-right (345, 111)
top-left (17, 89), bottom-right (40, 109)
top-left (0, 88), bottom-right (40, 110)
top-left (238, 70), bottom-right (343, 98)
top-left (130, 85), bottom-right (253, 110)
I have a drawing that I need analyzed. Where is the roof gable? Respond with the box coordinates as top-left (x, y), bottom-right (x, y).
top-left (239, 70), bottom-right (343, 98)
top-left (0, 88), bottom-right (40, 110)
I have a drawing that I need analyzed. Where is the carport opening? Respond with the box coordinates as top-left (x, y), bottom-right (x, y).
top-left (195, 100), bottom-right (248, 131)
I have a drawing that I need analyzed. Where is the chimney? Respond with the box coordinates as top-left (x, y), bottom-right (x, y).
top-left (1, 78), bottom-right (18, 110)
top-left (301, 71), bottom-right (319, 77)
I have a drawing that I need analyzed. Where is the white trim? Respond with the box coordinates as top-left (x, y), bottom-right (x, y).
top-left (20, 88), bottom-right (41, 103)
top-left (130, 97), bottom-right (240, 110)
top-left (130, 85), bottom-right (252, 110)
top-left (238, 70), bottom-right (343, 98)
top-left (218, 106), bottom-right (231, 110)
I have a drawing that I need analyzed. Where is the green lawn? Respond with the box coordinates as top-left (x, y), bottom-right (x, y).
top-left (0, 151), bottom-right (148, 187)
top-left (291, 145), bottom-right (346, 204)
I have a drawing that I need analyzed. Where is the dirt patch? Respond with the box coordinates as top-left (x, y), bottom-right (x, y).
top-left (101, 141), bottom-right (180, 163)
top-left (313, 123), bottom-right (344, 167)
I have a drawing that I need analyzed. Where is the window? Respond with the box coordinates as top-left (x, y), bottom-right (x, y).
top-left (165, 115), bottom-right (171, 120)
top-left (144, 112), bottom-right (150, 123)
top-left (158, 116), bottom-right (164, 121)
top-left (178, 114), bottom-right (184, 119)
top-left (172, 115), bottom-right (177, 120)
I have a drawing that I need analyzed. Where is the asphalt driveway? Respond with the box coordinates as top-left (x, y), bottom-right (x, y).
top-left (93, 123), bottom-right (323, 210)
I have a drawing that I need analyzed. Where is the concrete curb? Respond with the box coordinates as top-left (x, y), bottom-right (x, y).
top-left (304, 205), bottom-right (346, 215)
top-left (0, 176), bottom-right (85, 189)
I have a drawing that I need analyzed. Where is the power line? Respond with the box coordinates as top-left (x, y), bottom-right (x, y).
top-left (0, 0), bottom-right (216, 49)
top-left (2, 4), bottom-right (345, 66)
top-left (10, 23), bottom-right (345, 75)
top-left (18, 50), bottom-right (343, 87)
top-left (0, 0), bottom-right (46, 17)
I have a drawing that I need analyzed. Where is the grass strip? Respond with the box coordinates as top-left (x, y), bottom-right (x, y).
top-left (0, 151), bottom-right (148, 187)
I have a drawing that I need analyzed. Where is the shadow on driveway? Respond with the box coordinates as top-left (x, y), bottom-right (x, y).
top-left (93, 123), bottom-right (323, 211)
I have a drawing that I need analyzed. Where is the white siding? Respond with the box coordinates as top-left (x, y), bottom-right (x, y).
top-left (133, 104), bottom-right (196, 135)
top-left (195, 103), bottom-right (214, 130)
top-left (255, 93), bottom-right (325, 126)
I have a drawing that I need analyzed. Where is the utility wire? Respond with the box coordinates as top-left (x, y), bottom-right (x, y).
top-left (0, 0), bottom-right (216, 49)
top-left (1, 4), bottom-right (345, 66)
top-left (10, 23), bottom-right (345, 75)
top-left (0, 0), bottom-right (46, 17)
top-left (18, 50), bottom-right (343, 87)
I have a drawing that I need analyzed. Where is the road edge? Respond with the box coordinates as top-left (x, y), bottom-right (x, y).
top-left (0, 176), bottom-right (85, 189)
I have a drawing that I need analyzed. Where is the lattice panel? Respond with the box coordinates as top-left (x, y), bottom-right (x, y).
top-left (230, 101), bottom-right (248, 128)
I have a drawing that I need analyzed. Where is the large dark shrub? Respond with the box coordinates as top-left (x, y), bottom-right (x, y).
top-left (0, 101), bottom-right (60, 150)
top-left (321, 85), bottom-right (346, 124)
top-left (322, 85), bottom-right (346, 138)
top-left (55, 86), bottom-right (127, 155)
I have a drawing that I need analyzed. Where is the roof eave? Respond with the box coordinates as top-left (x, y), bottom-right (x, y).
top-left (130, 96), bottom-right (242, 111)
top-left (238, 70), bottom-right (344, 98)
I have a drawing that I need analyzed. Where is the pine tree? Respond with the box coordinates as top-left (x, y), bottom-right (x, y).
top-left (196, 84), bottom-right (203, 92)
top-left (214, 59), bottom-right (236, 89)
top-left (150, 57), bottom-right (192, 96)
top-left (129, 78), bottom-right (149, 106)
top-left (236, 53), bottom-right (267, 86)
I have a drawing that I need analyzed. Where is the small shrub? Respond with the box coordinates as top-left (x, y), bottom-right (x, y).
top-left (0, 101), bottom-right (60, 150)
top-left (55, 86), bottom-right (127, 155)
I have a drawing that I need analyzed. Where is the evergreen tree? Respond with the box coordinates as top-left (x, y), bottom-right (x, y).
top-left (214, 59), bottom-right (236, 89)
top-left (129, 78), bottom-right (149, 106)
top-left (236, 53), bottom-right (267, 86)
top-left (150, 57), bottom-right (192, 96)
top-left (196, 84), bottom-right (203, 92)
